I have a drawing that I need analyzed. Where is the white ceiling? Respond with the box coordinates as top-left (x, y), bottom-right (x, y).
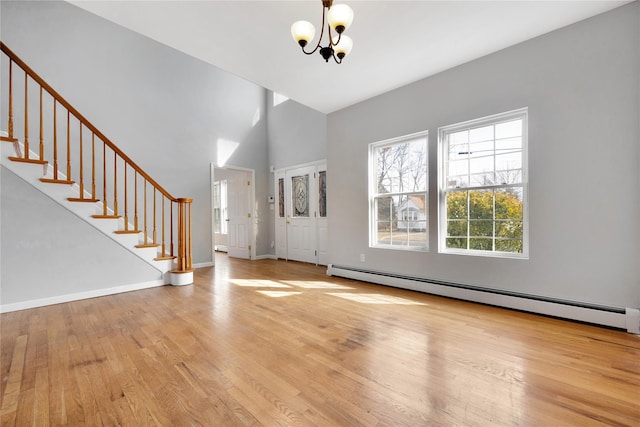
top-left (68, 0), bottom-right (631, 114)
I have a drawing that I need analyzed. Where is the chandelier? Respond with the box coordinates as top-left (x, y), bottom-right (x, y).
top-left (291, 0), bottom-right (354, 64)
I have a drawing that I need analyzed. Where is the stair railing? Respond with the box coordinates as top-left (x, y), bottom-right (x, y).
top-left (0, 42), bottom-right (192, 276)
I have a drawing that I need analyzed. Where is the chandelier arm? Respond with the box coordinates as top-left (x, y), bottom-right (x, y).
top-left (299, 3), bottom-right (328, 55)
top-left (329, 29), bottom-right (342, 47)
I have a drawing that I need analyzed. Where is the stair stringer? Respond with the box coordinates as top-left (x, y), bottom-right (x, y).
top-left (0, 137), bottom-right (178, 284)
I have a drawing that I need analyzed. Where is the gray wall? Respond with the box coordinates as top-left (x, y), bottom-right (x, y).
top-left (0, 0), bottom-right (269, 264)
top-left (327, 3), bottom-right (640, 308)
top-left (1, 167), bottom-right (162, 305)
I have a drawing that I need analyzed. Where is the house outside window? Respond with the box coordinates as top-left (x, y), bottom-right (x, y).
top-left (439, 108), bottom-right (528, 258)
top-left (369, 131), bottom-right (428, 251)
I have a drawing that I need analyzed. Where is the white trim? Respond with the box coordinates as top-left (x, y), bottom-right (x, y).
top-left (327, 265), bottom-right (637, 334)
top-left (193, 261), bottom-right (215, 269)
top-left (273, 159), bottom-right (327, 175)
top-left (254, 254), bottom-right (277, 260)
top-left (210, 163), bottom-right (217, 267)
top-left (0, 279), bottom-right (165, 313)
top-left (626, 308), bottom-right (640, 334)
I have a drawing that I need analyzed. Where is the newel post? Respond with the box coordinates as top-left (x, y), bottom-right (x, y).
top-left (169, 198), bottom-right (194, 286)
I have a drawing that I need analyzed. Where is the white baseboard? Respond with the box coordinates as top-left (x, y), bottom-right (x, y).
top-left (327, 264), bottom-right (638, 334)
top-left (193, 261), bottom-right (214, 268)
top-left (0, 279), bottom-right (165, 313)
top-left (254, 254), bottom-right (277, 260)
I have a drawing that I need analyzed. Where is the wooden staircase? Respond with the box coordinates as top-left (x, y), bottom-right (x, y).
top-left (0, 41), bottom-right (193, 286)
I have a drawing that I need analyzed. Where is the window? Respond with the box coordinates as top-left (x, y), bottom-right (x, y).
top-left (370, 131), bottom-right (428, 251)
top-left (439, 109), bottom-right (528, 257)
top-left (213, 179), bottom-right (228, 234)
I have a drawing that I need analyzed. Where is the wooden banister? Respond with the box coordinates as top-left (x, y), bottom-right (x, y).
top-left (1, 41), bottom-right (193, 276)
top-left (1, 42), bottom-right (174, 200)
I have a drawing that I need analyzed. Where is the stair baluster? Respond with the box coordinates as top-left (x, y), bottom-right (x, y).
top-left (1, 41), bottom-right (193, 283)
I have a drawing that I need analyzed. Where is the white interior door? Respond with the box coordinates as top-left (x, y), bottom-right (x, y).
top-left (226, 170), bottom-right (251, 259)
top-left (285, 165), bottom-right (317, 264)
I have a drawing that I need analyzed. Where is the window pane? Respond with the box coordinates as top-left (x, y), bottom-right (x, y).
top-left (450, 130), bottom-right (469, 145)
top-left (447, 220), bottom-right (467, 237)
top-left (318, 171), bottom-right (327, 217)
top-left (495, 136), bottom-right (522, 152)
top-left (376, 221), bottom-right (392, 245)
top-left (292, 175), bottom-right (309, 217)
top-left (496, 238), bottom-right (523, 253)
top-left (446, 237), bottom-right (467, 249)
top-left (469, 190), bottom-right (493, 219)
top-left (278, 178), bottom-right (285, 218)
top-left (409, 223), bottom-right (427, 246)
top-left (470, 238), bottom-right (492, 251)
top-left (470, 172), bottom-right (495, 187)
top-left (446, 191), bottom-right (468, 219)
top-left (469, 220), bottom-right (493, 237)
top-left (495, 119), bottom-right (522, 139)
top-left (469, 125), bottom-right (494, 143)
top-left (447, 159), bottom-right (468, 181)
top-left (495, 188), bottom-right (523, 220)
top-left (397, 194), bottom-right (426, 231)
top-left (376, 196), bottom-right (392, 222)
top-left (375, 138), bottom-right (427, 194)
top-left (495, 220), bottom-right (523, 240)
top-left (495, 152), bottom-right (521, 173)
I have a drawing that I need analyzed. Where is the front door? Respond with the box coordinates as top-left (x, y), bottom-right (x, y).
top-left (285, 165), bottom-right (317, 264)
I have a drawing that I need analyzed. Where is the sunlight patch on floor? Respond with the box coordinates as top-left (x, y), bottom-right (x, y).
top-left (282, 280), bottom-right (354, 290)
top-left (229, 279), bottom-right (291, 288)
top-left (257, 291), bottom-right (303, 298)
top-left (328, 293), bottom-right (426, 305)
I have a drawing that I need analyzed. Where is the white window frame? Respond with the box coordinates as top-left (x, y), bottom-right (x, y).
top-left (369, 131), bottom-right (429, 252)
top-left (438, 108), bottom-right (529, 258)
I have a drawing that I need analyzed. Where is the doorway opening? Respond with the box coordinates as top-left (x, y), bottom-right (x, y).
top-left (211, 164), bottom-right (255, 266)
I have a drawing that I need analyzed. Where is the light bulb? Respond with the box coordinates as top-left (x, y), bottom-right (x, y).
top-left (327, 4), bottom-right (354, 34)
top-left (291, 20), bottom-right (316, 48)
top-left (334, 35), bottom-right (353, 59)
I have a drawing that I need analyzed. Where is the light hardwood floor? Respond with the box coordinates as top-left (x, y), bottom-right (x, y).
top-left (1, 255), bottom-right (639, 426)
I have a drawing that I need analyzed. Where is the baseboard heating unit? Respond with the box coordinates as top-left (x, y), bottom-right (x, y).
top-left (326, 264), bottom-right (640, 334)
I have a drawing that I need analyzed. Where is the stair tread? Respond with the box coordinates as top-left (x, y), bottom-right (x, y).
top-left (68, 197), bottom-right (100, 203)
top-left (92, 214), bottom-right (121, 219)
top-left (114, 230), bottom-right (141, 235)
top-left (135, 243), bottom-right (161, 248)
top-left (0, 136), bottom-right (18, 143)
top-left (40, 178), bottom-right (75, 185)
top-left (9, 157), bottom-right (48, 165)
top-left (155, 255), bottom-right (176, 261)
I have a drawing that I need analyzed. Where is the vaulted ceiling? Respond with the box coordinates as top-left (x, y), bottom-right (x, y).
top-left (68, 0), bottom-right (631, 113)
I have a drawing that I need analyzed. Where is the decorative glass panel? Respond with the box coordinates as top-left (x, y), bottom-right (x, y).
top-left (292, 175), bottom-right (309, 217)
top-left (319, 171), bottom-right (327, 217)
top-left (278, 178), bottom-right (285, 218)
